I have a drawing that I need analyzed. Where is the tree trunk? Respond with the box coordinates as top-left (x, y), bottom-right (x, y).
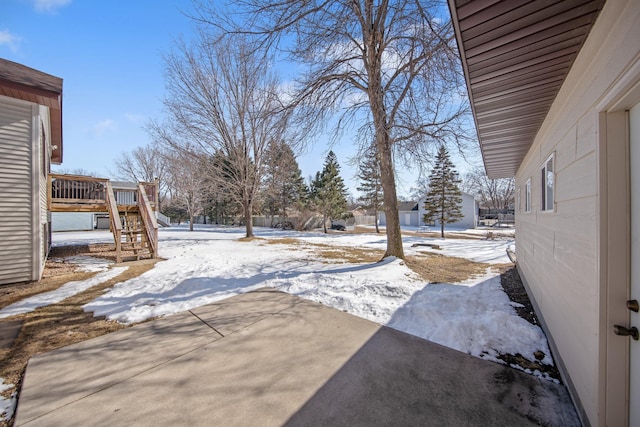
top-left (374, 209), bottom-right (380, 234)
top-left (368, 25), bottom-right (404, 259)
top-left (440, 168), bottom-right (445, 238)
top-left (244, 199), bottom-right (254, 238)
top-left (373, 103), bottom-right (404, 258)
top-left (323, 213), bottom-right (327, 233)
top-left (378, 138), bottom-right (403, 258)
top-left (189, 212), bottom-right (194, 232)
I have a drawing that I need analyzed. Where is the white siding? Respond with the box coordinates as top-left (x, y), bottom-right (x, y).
top-left (514, 1), bottom-right (640, 425)
top-left (378, 211), bottom-right (418, 227)
top-left (0, 96), bottom-right (33, 284)
top-left (51, 212), bottom-right (95, 231)
top-left (37, 106), bottom-right (50, 280)
top-left (417, 193), bottom-right (477, 229)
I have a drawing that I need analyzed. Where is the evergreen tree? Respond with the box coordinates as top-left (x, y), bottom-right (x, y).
top-left (262, 140), bottom-right (308, 224)
top-left (356, 146), bottom-right (383, 233)
top-left (311, 151), bottom-right (349, 233)
top-left (422, 146), bottom-right (463, 238)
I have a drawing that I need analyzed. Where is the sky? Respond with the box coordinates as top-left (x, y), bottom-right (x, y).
top-left (1, 0), bottom-right (482, 199)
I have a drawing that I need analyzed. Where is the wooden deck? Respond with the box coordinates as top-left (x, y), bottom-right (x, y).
top-left (49, 173), bottom-right (159, 262)
top-left (49, 173), bottom-right (158, 213)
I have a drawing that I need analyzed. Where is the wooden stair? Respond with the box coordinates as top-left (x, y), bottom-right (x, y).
top-left (119, 212), bottom-right (152, 260)
top-left (106, 183), bottom-right (158, 263)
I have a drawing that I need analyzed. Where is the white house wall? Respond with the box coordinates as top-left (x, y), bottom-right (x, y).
top-left (514, 1), bottom-right (640, 425)
top-left (0, 95), bottom-right (35, 284)
top-left (36, 105), bottom-right (50, 280)
top-left (417, 193), bottom-right (477, 229)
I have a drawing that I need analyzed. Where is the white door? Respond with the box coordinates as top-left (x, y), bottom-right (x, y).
top-left (630, 102), bottom-right (640, 426)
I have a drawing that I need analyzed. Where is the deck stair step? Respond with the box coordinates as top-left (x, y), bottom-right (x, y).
top-left (115, 211), bottom-right (153, 261)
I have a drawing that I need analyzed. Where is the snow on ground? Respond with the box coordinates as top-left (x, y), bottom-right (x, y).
top-left (386, 271), bottom-right (552, 366)
top-left (0, 265), bottom-right (128, 319)
top-left (42, 225), bottom-right (552, 379)
top-left (0, 378), bottom-right (16, 422)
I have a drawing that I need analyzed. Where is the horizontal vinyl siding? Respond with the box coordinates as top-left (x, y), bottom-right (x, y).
top-left (0, 98), bottom-right (33, 284)
top-left (514, 1), bottom-right (640, 425)
top-left (38, 107), bottom-right (49, 278)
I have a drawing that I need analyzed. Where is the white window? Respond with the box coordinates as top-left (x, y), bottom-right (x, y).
top-left (541, 154), bottom-right (554, 212)
top-left (524, 178), bottom-right (531, 213)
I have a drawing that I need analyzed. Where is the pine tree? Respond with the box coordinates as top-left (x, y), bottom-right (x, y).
top-left (422, 146), bottom-right (463, 238)
top-left (262, 140), bottom-right (308, 224)
top-left (356, 146), bottom-right (383, 233)
top-left (311, 151), bottom-right (349, 233)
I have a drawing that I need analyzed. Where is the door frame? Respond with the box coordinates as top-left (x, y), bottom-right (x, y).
top-left (598, 58), bottom-right (640, 426)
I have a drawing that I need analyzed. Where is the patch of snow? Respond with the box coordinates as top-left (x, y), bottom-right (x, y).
top-left (54, 226), bottom-right (549, 379)
top-left (386, 271), bottom-right (553, 366)
top-left (51, 230), bottom-right (114, 246)
top-left (0, 379), bottom-right (16, 422)
top-left (0, 266), bottom-right (128, 319)
top-left (66, 256), bottom-right (112, 272)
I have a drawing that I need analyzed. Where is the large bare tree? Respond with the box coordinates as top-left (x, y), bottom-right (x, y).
top-left (162, 149), bottom-right (205, 231)
top-left (196, 0), bottom-right (469, 258)
top-left (111, 144), bottom-right (168, 206)
top-left (463, 167), bottom-right (515, 211)
top-left (150, 33), bottom-right (289, 237)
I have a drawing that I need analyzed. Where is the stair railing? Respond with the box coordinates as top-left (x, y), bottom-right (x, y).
top-left (137, 184), bottom-right (158, 259)
top-left (106, 182), bottom-right (122, 263)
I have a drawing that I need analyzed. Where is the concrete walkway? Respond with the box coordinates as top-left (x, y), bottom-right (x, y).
top-left (15, 288), bottom-right (580, 426)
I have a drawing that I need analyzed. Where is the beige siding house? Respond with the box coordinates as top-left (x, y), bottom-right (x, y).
top-left (448, 1), bottom-right (640, 426)
top-left (0, 59), bottom-right (63, 285)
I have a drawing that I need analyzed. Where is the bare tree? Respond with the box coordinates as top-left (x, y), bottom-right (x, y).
top-left (150, 33), bottom-right (289, 238)
top-left (112, 145), bottom-right (166, 183)
top-left (162, 149), bottom-right (205, 231)
top-left (196, 0), bottom-right (469, 258)
top-left (111, 144), bottom-right (168, 206)
top-left (51, 167), bottom-right (99, 177)
top-left (463, 167), bottom-right (515, 211)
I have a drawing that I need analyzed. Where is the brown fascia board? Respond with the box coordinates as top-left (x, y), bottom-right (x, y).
top-left (0, 58), bottom-right (62, 94)
top-left (0, 58), bottom-right (63, 164)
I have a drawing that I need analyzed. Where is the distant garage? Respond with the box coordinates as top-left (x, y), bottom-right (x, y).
top-left (51, 212), bottom-right (95, 231)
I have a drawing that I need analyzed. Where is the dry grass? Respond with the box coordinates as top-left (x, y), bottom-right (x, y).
top-left (266, 237), bottom-right (494, 283)
top-left (405, 253), bottom-right (488, 283)
top-left (238, 236), bottom-right (263, 242)
top-left (49, 243), bottom-right (155, 263)
top-left (309, 244), bottom-right (385, 264)
top-left (266, 238), bottom-right (385, 263)
top-left (0, 247), bottom-right (160, 425)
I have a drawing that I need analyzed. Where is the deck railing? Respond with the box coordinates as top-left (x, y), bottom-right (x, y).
top-left (106, 182), bottom-right (123, 262)
top-left (49, 173), bottom-right (108, 211)
top-left (49, 173), bottom-right (159, 262)
top-left (49, 173), bottom-right (158, 213)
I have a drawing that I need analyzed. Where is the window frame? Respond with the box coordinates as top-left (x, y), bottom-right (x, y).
top-left (541, 153), bottom-right (555, 212)
top-left (524, 178), bottom-right (531, 213)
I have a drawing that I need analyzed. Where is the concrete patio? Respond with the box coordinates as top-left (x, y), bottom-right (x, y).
top-left (14, 288), bottom-right (580, 426)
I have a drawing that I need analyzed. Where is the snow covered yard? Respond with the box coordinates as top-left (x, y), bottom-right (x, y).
top-left (1, 224), bottom-right (552, 422)
top-left (64, 225), bottom-right (548, 367)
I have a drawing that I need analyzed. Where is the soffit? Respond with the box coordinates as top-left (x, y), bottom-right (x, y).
top-left (448, 0), bottom-right (605, 178)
